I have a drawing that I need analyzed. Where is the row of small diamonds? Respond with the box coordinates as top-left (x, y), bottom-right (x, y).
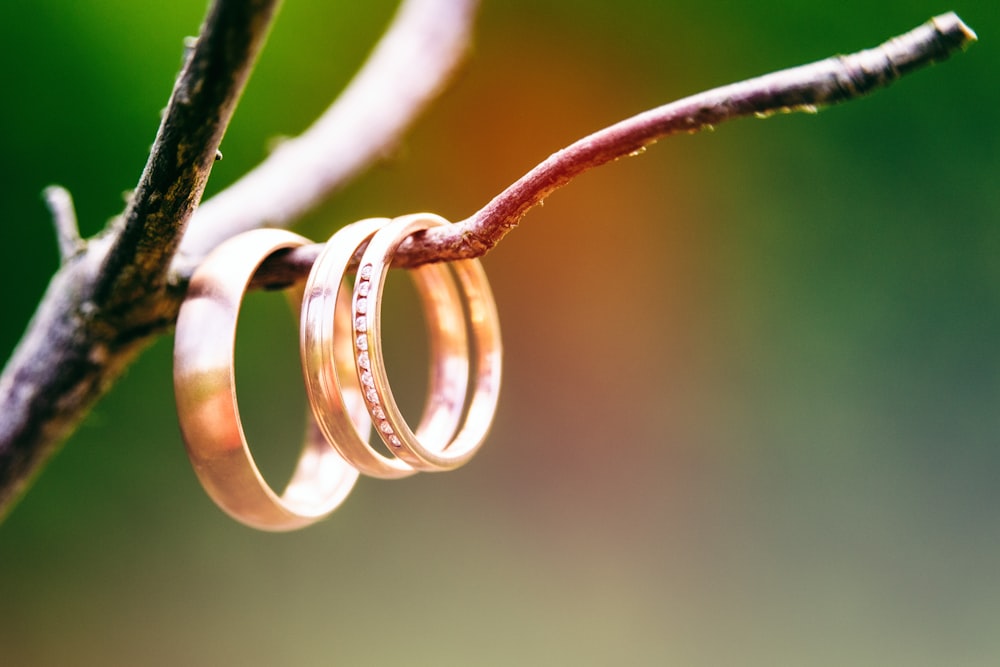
top-left (354, 263), bottom-right (402, 448)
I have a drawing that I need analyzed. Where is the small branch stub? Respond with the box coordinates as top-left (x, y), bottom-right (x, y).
top-left (42, 185), bottom-right (84, 262)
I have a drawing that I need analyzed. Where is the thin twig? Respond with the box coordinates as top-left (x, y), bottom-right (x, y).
top-left (177, 0), bottom-right (480, 260)
top-left (42, 185), bottom-right (84, 263)
top-left (247, 11), bottom-right (976, 288)
top-left (398, 11), bottom-right (977, 267)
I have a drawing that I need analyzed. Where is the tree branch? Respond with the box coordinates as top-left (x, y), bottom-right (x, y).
top-left (0, 0), bottom-right (283, 516)
top-left (247, 11), bottom-right (976, 289)
top-left (0, 8), bottom-right (975, 519)
top-left (408, 12), bottom-right (976, 266)
top-left (95, 0), bottom-right (281, 310)
top-left (0, 0), bottom-right (481, 519)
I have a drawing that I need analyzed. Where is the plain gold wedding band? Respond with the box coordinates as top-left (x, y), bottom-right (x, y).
top-left (174, 229), bottom-right (364, 531)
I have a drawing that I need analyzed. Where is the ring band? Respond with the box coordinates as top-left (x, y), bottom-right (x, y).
top-left (301, 218), bottom-right (471, 478)
top-left (353, 213), bottom-right (503, 471)
top-left (174, 229), bottom-right (364, 530)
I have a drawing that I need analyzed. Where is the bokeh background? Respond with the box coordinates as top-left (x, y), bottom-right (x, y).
top-left (1, 0), bottom-right (998, 664)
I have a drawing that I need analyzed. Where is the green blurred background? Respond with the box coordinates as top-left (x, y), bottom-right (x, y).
top-left (1, 0), bottom-right (998, 664)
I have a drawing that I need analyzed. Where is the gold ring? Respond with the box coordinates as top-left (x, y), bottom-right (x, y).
top-left (301, 218), bottom-right (471, 477)
top-left (174, 229), bottom-right (363, 530)
top-left (352, 213), bottom-right (502, 471)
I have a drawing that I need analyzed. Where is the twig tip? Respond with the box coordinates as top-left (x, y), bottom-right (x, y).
top-left (932, 12), bottom-right (977, 47)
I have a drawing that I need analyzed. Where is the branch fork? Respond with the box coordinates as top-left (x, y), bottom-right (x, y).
top-left (0, 4), bottom-right (976, 518)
